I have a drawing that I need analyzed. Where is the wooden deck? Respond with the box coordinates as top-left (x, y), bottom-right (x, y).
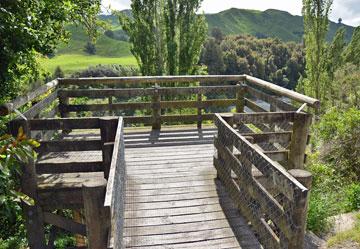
top-left (123, 126), bottom-right (260, 249)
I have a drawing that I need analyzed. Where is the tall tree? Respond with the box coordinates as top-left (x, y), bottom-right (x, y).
top-left (344, 26), bottom-right (360, 66)
top-left (299, 0), bottom-right (333, 107)
top-left (0, 0), bottom-right (102, 102)
top-left (121, 0), bottom-right (207, 76)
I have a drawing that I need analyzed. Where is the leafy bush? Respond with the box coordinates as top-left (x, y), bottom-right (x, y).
top-left (317, 108), bottom-right (360, 180)
top-left (346, 183), bottom-right (360, 212)
top-left (71, 64), bottom-right (140, 78)
top-left (307, 193), bottom-right (332, 234)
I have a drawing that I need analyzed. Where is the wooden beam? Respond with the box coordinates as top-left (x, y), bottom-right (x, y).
top-left (245, 98), bottom-right (268, 112)
top-left (58, 75), bottom-right (246, 86)
top-left (245, 75), bottom-right (320, 108)
top-left (0, 79), bottom-right (58, 116)
top-left (64, 102), bottom-right (152, 112)
top-left (22, 91), bottom-right (58, 119)
top-left (29, 117), bottom-right (117, 130)
top-left (233, 112), bottom-right (295, 124)
top-left (36, 140), bottom-right (102, 153)
top-left (239, 131), bottom-right (292, 144)
top-left (36, 161), bottom-right (103, 174)
top-left (246, 85), bottom-right (297, 112)
top-left (43, 212), bottom-right (86, 236)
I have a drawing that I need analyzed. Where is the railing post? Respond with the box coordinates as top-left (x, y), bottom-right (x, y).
top-left (9, 119), bottom-right (46, 249)
top-left (152, 84), bottom-right (161, 130)
top-left (197, 93), bottom-right (202, 129)
top-left (58, 91), bottom-right (69, 119)
top-left (82, 179), bottom-right (110, 249)
top-left (100, 118), bottom-right (117, 179)
top-left (216, 114), bottom-right (234, 179)
top-left (289, 169), bottom-right (312, 249)
top-left (236, 83), bottom-right (245, 113)
top-left (289, 113), bottom-right (312, 169)
top-left (108, 96), bottom-right (113, 116)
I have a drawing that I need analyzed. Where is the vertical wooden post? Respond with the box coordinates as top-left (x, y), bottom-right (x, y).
top-left (288, 169), bottom-right (313, 249)
top-left (289, 113), bottom-right (312, 169)
top-left (197, 93), bottom-right (202, 129)
top-left (217, 114), bottom-right (234, 179)
top-left (270, 103), bottom-right (277, 131)
top-left (108, 96), bottom-right (113, 116)
top-left (152, 84), bottom-right (161, 130)
top-left (82, 179), bottom-right (110, 249)
top-left (9, 119), bottom-right (46, 249)
top-left (236, 83), bottom-right (245, 113)
top-left (58, 94), bottom-right (69, 119)
top-left (100, 118), bottom-right (117, 179)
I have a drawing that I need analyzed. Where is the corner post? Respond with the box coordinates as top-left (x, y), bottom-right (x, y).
top-left (152, 84), bottom-right (161, 130)
top-left (289, 113), bottom-right (312, 169)
top-left (289, 169), bottom-right (313, 249)
top-left (82, 179), bottom-right (110, 249)
top-left (9, 119), bottom-right (46, 249)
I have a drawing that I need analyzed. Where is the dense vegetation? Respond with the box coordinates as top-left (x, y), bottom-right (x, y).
top-left (201, 32), bottom-right (305, 89)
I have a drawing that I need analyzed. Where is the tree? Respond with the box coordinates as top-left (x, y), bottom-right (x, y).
top-left (211, 27), bottom-right (224, 43)
top-left (344, 27), bottom-right (360, 66)
top-left (53, 66), bottom-right (65, 79)
top-left (0, 0), bottom-right (102, 103)
top-left (200, 38), bottom-right (224, 74)
top-left (299, 0), bottom-right (333, 109)
top-left (84, 41), bottom-right (96, 55)
top-left (121, 0), bottom-right (207, 76)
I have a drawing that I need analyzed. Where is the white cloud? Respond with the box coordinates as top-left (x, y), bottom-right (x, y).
top-left (103, 0), bottom-right (360, 26)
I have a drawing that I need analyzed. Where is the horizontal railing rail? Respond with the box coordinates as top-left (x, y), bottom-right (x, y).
top-left (214, 113), bottom-right (312, 249)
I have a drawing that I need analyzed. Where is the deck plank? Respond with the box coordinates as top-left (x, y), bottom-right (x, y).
top-left (124, 127), bottom-right (260, 249)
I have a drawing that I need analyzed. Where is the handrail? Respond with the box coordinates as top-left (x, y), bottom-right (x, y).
top-left (0, 79), bottom-right (58, 116)
top-left (104, 117), bottom-right (125, 249)
top-left (245, 75), bottom-right (320, 109)
top-left (0, 75), bottom-right (320, 117)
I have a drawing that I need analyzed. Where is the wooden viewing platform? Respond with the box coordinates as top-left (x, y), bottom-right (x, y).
top-left (2, 75), bottom-right (319, 249)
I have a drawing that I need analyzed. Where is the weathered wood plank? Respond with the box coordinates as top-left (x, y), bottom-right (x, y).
top-left (36, 140), bottom-right (102, 153)
top-left (233, 112), bottom-right (295, 124)
top-left (245, 85), bottom-right (297, 111)
top-left (58, 75), bottom-right (246, 86)
top-left (22, 91), bottom-right (58, 119)
top-left (36, 161), bottom-right (103, 174)
top-left (0, 79), bottom-right (58, 116)
top-left (245, 75), bottom-right (320, 108)
top-left (239, 131), bottom-right (292, 144)
top-left (30, 117), bottom-right (115, 130)
top-left (43, 212), bottom-right (86, 236)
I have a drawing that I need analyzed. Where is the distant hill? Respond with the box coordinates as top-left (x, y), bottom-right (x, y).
top-left (55, 8), bottom-right (355, 58)
top-left (205, 8), bottom-right (354, 42)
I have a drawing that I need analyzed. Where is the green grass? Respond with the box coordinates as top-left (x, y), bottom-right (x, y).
top-left (38, 54), bottom-right (137, 75)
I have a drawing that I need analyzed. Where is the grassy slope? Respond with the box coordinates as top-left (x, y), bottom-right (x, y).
top-left (205, 8), bottom-right (354, 42)
top-left (39, 21), bottom-right (136, 75)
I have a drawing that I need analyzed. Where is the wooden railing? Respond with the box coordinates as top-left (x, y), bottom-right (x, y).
top-left (9, 117), bottom-right (124, 249)
top-left (214, 113), bottom-right (312, 249)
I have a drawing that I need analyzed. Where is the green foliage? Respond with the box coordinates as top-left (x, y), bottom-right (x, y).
top-left (71, 64), bottom-right (140, 78)
top-left (346, 183), bottom-right (360, 212)
top-left (0, 127), bottom-right (39, 244)
top-left (299, 0), bottom-right (332, 106)
top-left (53, 66), bottom-right (65, 79)
top-left (120, 0), bottom-right (207, 76)
top-left (307, 192), bottom-right (333, 234)
top-left (317, 108), bottom-right (360, 180)
top-left (201, 35), bottom-right (304, 89)
top-left (0, 0), bottom-right (102, 103)
top-left (344, 27), bottom-right (360, 66)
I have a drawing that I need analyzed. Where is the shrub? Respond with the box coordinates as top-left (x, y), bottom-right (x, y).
top-left (346, 183), bottom-right (360, 212)
top-left (53, 66), bottom-right (64, 79)
top-left (317, 108), bottom-right (360, 180)
top-left (307, 193), bottom-right (332, 234)
top-left (71, 64), bottom-right (140, 78)
top-left (84, 41), bottom-right (96, 55)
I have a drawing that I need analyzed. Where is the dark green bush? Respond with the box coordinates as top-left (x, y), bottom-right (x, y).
top-left (346, 183), bottom-right (360, 212)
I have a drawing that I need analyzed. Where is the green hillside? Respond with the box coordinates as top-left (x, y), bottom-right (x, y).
top-left (205, 8), bottom-right (354, 42)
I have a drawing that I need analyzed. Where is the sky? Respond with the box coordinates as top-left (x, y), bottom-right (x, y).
top-left (101, 0), bottom-right (360, 27)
